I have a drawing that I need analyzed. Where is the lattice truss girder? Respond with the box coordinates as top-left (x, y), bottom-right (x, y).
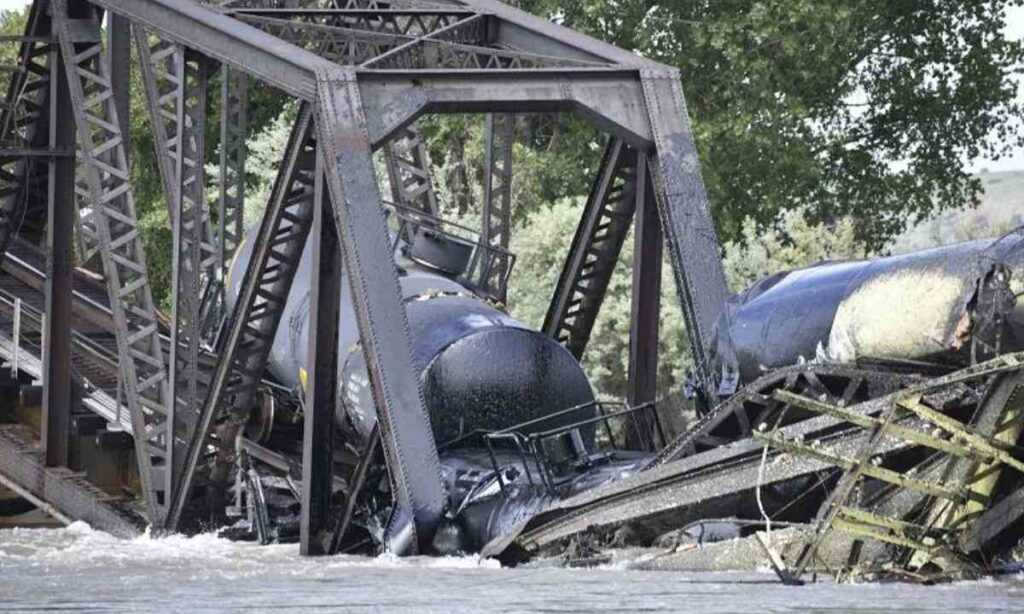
top-left (383, 122), bottom-right (436, 215)
top-left (136, 28), bottom-right (221, 491)
top-left (52, 0), bottom-right (171, 522)
top-left (216, 1), bottom-right (608, 69)
top-left (0, 2), bottom-right (55, 250)
top-left (166, 105), bottom-right (319, 529)
top-left (544, 138), bottom-right (639, 359)
top-left (479, 112), bottom-right (513, 301)
top-left (218, 67), bottom-right (247, 278)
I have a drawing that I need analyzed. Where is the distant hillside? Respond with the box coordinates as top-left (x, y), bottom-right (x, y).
top-left (893, 170), bottom-right (1024, 253)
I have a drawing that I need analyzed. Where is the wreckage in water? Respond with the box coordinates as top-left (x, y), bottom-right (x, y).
top-left (0, 0), bottom-right (1021, 587)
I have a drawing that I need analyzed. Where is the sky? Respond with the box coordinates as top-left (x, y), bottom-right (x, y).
top-left (1, 0), bottom-right (1023, 171)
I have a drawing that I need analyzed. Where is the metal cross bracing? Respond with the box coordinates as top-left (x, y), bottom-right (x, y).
top-left (218, 66), bottom-right (247, 281)
top-left (0, 3), bottom-right (56, 252)
top-left (384, 122), bottom-right (438, 216)
top-left (52, 0), bottom-right (172, 523)
top-left (227, 7), bottom-right (479, 38)
top-left (0, 0), bottom-right (732, 551)
top-left (136, 31), bottom-right (219, 498)
top-left (478, 112), bottom-right (513, 302)
top-left (544, 138), bottom-right (639, 360)
top-left (166, 104), bottom-right (319, 531)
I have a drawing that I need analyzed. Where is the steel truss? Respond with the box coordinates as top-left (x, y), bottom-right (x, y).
top-left (136, 29), bottom-right (218, 497)
top-left (167, 105), bottom-right (319, 530)
top-left (544, 139), bottom-right (638, 359)
top-left (383, 122), bottom-right (437, 216)
top-left (2, 0), bottom-right (731, 550)
top-left (479, 112), bottom-right (513, 302)
top-left (0, 3), bottom-right (55, 251)
top-left (53, 0), bottom-right (171, 522)
top-left (218, 67), bottom-right (247, 280)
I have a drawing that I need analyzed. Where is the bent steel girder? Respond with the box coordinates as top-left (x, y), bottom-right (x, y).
top-left (166, 105), bottom-right (319, 531)
top-left (544, 138), bottom-right (638, 359)
top-left (315, 67), bottom-right (444, 554)
top-left (217, 66), bottom-right (247, 280)
top-left (227, 7), bottom-right (478, 39)
top-left (53, 0), bottom-right (171, 524)
top-left (16, 0), bottom-right (731, 539)
top-left (478, 112), bottom-right (513, 302)
top-left (384, 122), bottom-right (437, 216)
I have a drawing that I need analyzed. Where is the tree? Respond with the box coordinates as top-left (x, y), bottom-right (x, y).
top-left (509, 0), bottom-right (1024, 250)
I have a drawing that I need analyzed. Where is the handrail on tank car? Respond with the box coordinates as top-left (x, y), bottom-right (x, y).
top-left (383, 200), bottom-right (517, 303)
top-left (483, 400), bottom-right (667, 496)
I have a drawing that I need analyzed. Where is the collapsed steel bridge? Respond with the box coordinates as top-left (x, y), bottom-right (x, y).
top-left (0, 0), bottom-right (730, 555)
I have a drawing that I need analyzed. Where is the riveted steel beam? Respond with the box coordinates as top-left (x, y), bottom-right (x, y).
top-left (456, 0), bottom-right (658, 68)
top-left (41, 38), bottom-right (75, 469)
top-left (300, 152), bottom-right (342, 556)
top-left (357, 70), bottom-right (653, 150)
top-left (93, 0), bottom-right (334, 99)
top-left (639, 69), bottom-right (728, 397)
top-left (626, 154), bottom-right (662, 450)
top-left (544, 139), bottom-right (637, 359)
top-left (166, 104), bottom-right (318, 531)
top-left (383, 122), bottom-right (437, 216)
top-left (315, 67), bottom-right (444, 554)
top-left (478, 112), bottom-right (513, 302)
top-left (54, 0), bottom-right (171, 524)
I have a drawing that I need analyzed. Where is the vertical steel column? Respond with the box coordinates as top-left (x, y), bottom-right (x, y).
top-left (480, 112), bottom-right (513, 301)
top-left (300, 153), bottom-right (342, 557)
top-left (218, 67), bottom-right (247, 282)
top-left (640, 69), bottom-right (728, 397)
top-left (383, 122), bottom-right (437, 216)
top-left (108, 14), bottom-right (130, 151)
top-left (41, 42), bottom-right (74, 468)
top-left (54, 0), bottom-right (170, 523)
top-left (315, 68), bottom-right (444, 555)
top-left (626, 155), bottom-right (662, 451)
top-left (168, 50), bottom-right (212, 489)
top-left (136, 31), bottom-right (218, 506)
top-left (543, 139), bottom-right (637, 359)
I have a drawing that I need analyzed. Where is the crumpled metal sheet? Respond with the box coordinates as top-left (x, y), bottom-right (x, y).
top-left (707, 235), bottom-right (1024, 396)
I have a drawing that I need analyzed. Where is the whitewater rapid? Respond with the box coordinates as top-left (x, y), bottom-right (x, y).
top-left (2, 523), bottom-right (1024, 612)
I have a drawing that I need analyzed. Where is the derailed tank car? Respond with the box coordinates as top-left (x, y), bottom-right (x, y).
top-left (224, 212), bottom-right (658, 552)
top-left (486, 232), bottom-right (1024, 583)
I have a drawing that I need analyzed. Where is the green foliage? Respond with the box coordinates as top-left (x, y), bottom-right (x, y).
top-left (509, 0), bottom-right (1024, 250)
top-left (507, 198), bottom-right (864, 400)
top-left (723, 210), bottom-right (864, 291)
top-left (506, 197), bottom-right (690, 400)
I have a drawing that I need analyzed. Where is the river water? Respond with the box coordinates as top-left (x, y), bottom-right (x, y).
top-left (1, 523), bottom-right (1023, 613)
